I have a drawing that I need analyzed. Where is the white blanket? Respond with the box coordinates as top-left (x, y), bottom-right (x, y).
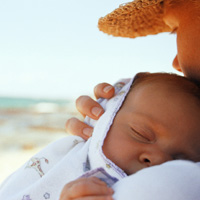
top-left (113, 160), bottom-right (200, 200)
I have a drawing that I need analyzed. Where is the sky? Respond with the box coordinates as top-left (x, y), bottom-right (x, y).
top-left (0, 0), bottom-right (180, 100)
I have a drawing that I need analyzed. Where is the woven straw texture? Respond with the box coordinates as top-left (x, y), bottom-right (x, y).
top-left (98, 0), bottom-right (172, 38)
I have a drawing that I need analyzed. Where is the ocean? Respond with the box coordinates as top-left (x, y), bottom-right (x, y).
top-left (0, 97), bottom-right (71, 109)
top-left (0, 96), bottom-right (80, 151)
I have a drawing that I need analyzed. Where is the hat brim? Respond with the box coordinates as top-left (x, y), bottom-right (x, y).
top-left (98, 0), bottom-right (172, 38)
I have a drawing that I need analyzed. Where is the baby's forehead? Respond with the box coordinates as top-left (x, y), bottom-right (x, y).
top-left (130, 73), bottom-right (200, 101)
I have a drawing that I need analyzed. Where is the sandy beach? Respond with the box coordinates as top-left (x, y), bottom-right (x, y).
top-left (0, 99), bottom-right (81, 183)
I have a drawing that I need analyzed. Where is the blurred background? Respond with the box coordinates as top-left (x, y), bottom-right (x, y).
top-left (0, 0), bottom-right (179, 183)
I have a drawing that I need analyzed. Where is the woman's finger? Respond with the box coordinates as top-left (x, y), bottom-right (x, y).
top-left (94, 83), bottom-right (115, 99)
top-left (66, 118), bottom-right (94, 139)
top-left (76, 96), bottom-right (104, 120)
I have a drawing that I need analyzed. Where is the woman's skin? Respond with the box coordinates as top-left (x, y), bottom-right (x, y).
top-left (163, 0), bottom-right (200, 80)
top-left (65, 1), bottom-right (200, 140)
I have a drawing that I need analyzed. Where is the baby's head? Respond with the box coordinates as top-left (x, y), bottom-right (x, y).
top-left (103, 72), bottom-right (200, 175)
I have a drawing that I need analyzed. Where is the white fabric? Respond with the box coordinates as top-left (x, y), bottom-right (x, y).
top-left (113, 160), bottom-right (200, 200)
top-left (0, 78), bottom-right (133, 200)
top-left (1, 77), bottom-right (200, 200)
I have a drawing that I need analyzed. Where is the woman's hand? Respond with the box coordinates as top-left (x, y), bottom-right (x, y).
top-left (66, 83), bottom-right (115, 140)
top-left (59, 177), bottom-right (114, 200)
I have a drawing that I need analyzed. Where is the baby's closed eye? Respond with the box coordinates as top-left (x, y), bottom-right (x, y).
top-left (130, 127), bottom-right (153, 144)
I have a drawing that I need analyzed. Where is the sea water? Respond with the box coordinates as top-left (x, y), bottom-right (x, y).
top-left (0, 97), bottom-right (71, 109)
top-left (0, 96), bottom-right (79, 151)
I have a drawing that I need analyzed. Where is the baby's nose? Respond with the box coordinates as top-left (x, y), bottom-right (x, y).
top-left (139, 151), bottom-right (172, 167)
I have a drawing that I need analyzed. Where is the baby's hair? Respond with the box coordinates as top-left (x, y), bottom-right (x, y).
top-left (131, 72), bottom-right (200, 102)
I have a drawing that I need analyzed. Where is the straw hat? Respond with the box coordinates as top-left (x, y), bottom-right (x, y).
top-left (98, 0), bottom-right (172, 38)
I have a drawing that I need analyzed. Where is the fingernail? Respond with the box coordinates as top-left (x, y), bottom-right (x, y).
top-left (92, 107), bottom-right (103, 117)
top-left (103, 86), bottom-right (113, 93)
top-left (83, 128), bottom-right (93, 137)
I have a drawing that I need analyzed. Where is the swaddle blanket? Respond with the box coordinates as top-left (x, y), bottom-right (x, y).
top-left (113, 160), bottom-right (200, 200)
top-left (0, 78), bottom-right (133, 200)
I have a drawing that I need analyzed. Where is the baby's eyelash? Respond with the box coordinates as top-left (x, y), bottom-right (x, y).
top-left (170, 27), bottom-right (178, 34)
top-left (130, 128), bottom-right (151, 143)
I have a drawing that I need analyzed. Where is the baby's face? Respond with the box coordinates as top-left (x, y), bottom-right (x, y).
top-left (103, 80), bottom-right (200, 175)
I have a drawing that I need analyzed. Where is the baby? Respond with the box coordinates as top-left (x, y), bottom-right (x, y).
top-left (61, 72), bottom-right (200, 199)
top-left (1, 72), bottom-right (200, 200)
